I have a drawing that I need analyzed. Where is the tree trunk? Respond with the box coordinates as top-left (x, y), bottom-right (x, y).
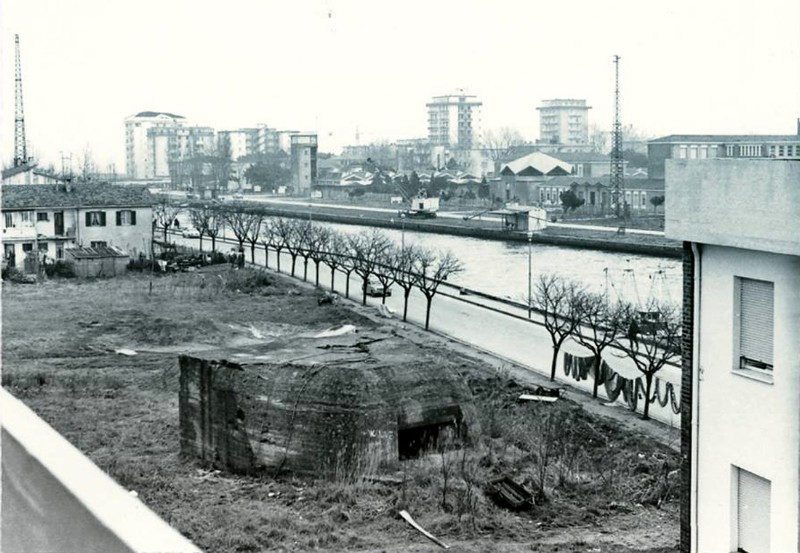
top-left (361, 275), bottom-right (368, 306)
top-left (403, 287), bottom-right (411, 321)
top-left (250, 243), bottom-right (256, 264)
top-left (330, 268), bottom-right (336, 291)
top-left (549, 343), bottom-right (560, 381)
top-left (276, 248), bottom-right (282, 272)
top-left (199, 236), bottom-right (203, 252)
top-left (211, 235), bottom-right (216, 253)
top-left (592, 353), bottom-right (602, 398)
top-left (264, 245), bottom-right (269, 268)
top-left (303, 258), bottom-right (309, 281)
top-left (424, 295), bottom-right (433, 330)
top-left (291, 255), bottom-right (297, 277)
top-left (314, 261), bottom-right (320, 286)
top-left (345, 273), bottom-right (350, 298)
top-left (642, 373), bottom-right (654, 420)
top-left (163, 226), bottom-right (168, 242)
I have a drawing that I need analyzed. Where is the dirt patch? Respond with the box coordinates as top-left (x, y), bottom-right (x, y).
top-left (2, 268), bottom-right (679, 553)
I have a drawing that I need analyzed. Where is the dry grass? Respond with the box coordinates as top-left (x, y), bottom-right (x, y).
top-left (2, 268), bottom-right (679, 553)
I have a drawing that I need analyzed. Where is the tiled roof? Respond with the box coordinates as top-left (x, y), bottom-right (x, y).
top-left (649, 134), bottom-right (800, 144)
top-left (2, 183), bottom-right (154, 210)
top-left (66, 245), bottom-right (129, 259)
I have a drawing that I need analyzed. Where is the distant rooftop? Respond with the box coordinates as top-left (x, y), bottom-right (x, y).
top-left (131, 111), bottom-right (186, 119)
top-left (650, 134), bottom-right (799, 144)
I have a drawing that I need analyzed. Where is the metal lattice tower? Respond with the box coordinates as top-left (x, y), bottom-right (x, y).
top-left (14, 34), bottom-right (28, 167)
top-left (611, 55), bottom-right (624, 218)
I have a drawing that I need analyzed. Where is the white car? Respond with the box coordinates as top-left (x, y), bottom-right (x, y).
top-left (365, 279), bottom-right (392, 297)
top-left (182, 228), bottom-right (201, 238)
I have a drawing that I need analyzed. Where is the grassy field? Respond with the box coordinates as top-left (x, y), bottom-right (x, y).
top-left (2, 267), bottom-right (680, 552)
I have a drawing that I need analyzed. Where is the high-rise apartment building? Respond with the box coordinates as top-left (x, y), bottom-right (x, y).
top-left (536, 99), bottom-right (591, 147)
top-left (125, 111), bottom-right (186, 179)
top-left (217, 128), bottom-right (260, 161)
top-left (427, 93), bottom-right (482, 149)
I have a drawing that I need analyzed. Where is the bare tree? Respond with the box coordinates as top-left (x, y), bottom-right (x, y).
top-left (390, 245), bottom-right (420, 321)
top-left (285, 220), bottom-right (311, 278)
top-left (482, 127), bottom-right (525, 174)
top-left (205, 206), bottom-right (222, 253)
top-left (153, 197), bottom-right (182, 243)
top-left (222, 205), bottom-right (255, 251)
top-left (270, 218), bottom-right (293, 273)
top-left (372, 246), bottom-right (397, 305)
top-left (259, 219), bottom-right (276, 268)
top-left (533, 274), bottom-right (585, 382)
top-left (187, 203), bottom-right (215, 252)
top-left (305, 226), bottom-right (331, 287)
top-left (321, 232), bottom-right (348, 293)
top-left (613, 300), bottom-right (681, 420)
top-left (244, 209), bottom-right (265, 263)
top-left (413, 249), bottom-right (463, 330)
top-left (574, 293), bottom-right (628, 398)
top-left (349, 229), bottom-right (393, 306)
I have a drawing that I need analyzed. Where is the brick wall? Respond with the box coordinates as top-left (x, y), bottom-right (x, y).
top-left (680, 241), bottom-right (695, 553)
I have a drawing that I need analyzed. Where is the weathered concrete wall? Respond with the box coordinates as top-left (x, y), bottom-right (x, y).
top-left (179, 352), bottom-right (478, 477)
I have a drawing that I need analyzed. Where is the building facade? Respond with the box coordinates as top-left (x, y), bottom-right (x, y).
top-left (290, 133), bottom-right (318, 195)
top-left (648, 134), bottom-right (800, 180)
top-left (536, 99), bottom-right (591, 147)
top-left (218, 128), bottom-right (260, 161)
top-left (125, 111), bottom-right (187, 179)
top-left (427, 93), bottom-right (482, 149)
top-left (2, 183), bottom-right (154, 269)
top-left (2, 164), bottom-right (67, 185)
top-left (666, 159), bottom-right (800, 553)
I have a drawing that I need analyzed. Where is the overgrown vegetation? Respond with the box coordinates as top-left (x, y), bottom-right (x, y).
top-left (2, 271), bottom-right (679, 552)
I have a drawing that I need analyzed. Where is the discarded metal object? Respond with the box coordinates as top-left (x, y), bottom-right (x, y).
top-left (518, 385), bottom-right (562, 403)
top-left (487, 476), bottom-right (535, 511)
top-left (399, 510), bottom-right (449, 549)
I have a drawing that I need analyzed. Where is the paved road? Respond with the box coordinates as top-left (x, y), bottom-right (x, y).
top-left (175, 231), bottom-right (682, 432)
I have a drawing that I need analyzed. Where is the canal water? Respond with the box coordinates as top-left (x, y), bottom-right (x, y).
top-left (276, 220), bottom-right (682, 307)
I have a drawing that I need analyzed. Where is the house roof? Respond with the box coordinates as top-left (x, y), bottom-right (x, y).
top-left (548, 151), bottom-right (610, 163)
top-left (133, 111), bottom-right (185, 119)
top-left (2, 183), bottom-right (154, 210)
top-left (501, 151), bottom-right (573, 177)
top-left (1, 164), bottom-right (35, 179)
top-left (66, 245), bottom-right (129, 259)
top-left (649, 134), bottom-right (800, 144)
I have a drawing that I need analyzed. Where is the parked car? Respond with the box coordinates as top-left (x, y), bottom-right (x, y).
top-left (364, 279), bottom-right (392, 297)
top-left (182, 227), bottom-right (201, 238)
top-left (233, 193), bottom-right (244, 200)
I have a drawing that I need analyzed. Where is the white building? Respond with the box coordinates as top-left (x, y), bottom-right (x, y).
top-left (290, 133), bottom-right (317, 195)
top-left (217, 128), bottom-right (259, 161)
top-left (536, 99), bottom-right (591, 147)
top-left (2, 182), bottom-right (154, 268)
top-left (2, 164), bottom-right (67, 185)
top-left (427, 93), bottom-right (482, 149)
top-left (125, 111), bottom-right (187, 179)
top-left (666, 159), bottom-right (800, 553)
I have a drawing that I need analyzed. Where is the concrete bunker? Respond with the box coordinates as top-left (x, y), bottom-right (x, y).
top-left (178, 330), bottom-right (479, 477)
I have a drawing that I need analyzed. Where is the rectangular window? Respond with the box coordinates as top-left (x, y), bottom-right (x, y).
top-left (736, 467), bottom-right (771, 553)
top-left (85, 211), bottom-right (106, 227)
top-left (116, 210), bottom-right (136, 226)
top-left (22, 242), bottom-right (33, 252)
top-left (4, 213), bottom-right (13, 228)
top-left (38, 242), bottom-right (49, 252)
top-left (20, 211), bottom-right (33, 223)
top-left (90, 241), bottom-right (107, 248)
top-left (37, 212), bottom-right (49, 222)
top-left (56, 246), bottom-right (64, 260)
top-left (736, 277), bottom-right (774, 373)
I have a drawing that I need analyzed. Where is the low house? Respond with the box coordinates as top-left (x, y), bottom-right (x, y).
top-left (66, 245), bottom-right (130, 278)
top-left (1, 163), bottom-right (68, 185)
top-left (491, 152), bottom-right (573, 204)
top-left (2, 182), bottom-right (154, 272)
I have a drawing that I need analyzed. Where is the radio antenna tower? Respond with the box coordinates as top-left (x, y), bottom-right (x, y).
top-left (14, 34), bottom-right (28, 167)
top-left (611, 55), bottom-right (624, 218)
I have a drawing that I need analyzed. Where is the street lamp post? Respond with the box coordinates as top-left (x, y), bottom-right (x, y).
top-left (527, 231), bottom-right (533, 319)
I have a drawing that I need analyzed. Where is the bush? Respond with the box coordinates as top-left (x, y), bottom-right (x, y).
top-left (2, 266), bottom-right (21, 281)
top-left (43, 261), bottom-right (76, 278)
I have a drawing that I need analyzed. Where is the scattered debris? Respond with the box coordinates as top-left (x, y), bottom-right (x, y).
top-left (518, 385), bottom-right (562, 403)
top-left (115, 348), bottom-right (138, 356)
top-left (317, 292), bottom-right (339, 305)
top-left (376, 304), bottom-right (394, 319)
top-left (487, 476), bottom-right (535, 511)
top-left (399, 510), bottom-right (449, 549)
top-left (287, 289), bottom-right (302, 296)
top-left (314, 324), bottom-right (357, 338)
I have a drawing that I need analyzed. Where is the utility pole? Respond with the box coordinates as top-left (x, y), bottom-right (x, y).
top-left (611, 55), bottom-right (625, 218)
top-left (14, 34), bottom-right (28, 167)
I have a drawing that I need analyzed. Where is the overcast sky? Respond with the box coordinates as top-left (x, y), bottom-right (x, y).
top-left (2, 0), bottom-right (799, 171)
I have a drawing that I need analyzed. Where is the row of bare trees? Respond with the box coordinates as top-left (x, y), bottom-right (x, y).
top-left (177, 202), bottom-right (463, 330)
top-left (531, 274), bottom-right (681, 420)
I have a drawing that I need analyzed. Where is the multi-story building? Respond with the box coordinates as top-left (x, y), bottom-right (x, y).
top-left (125, 111), bottom-right (186, 179)
top-left (666, 159), bottom-right (800, 553)
top-left (147, 125), bottom-right (216, 180)
top-left (2, 182), bottom-right (154, 268)
top-left (536, 99), bottom-right (591, 147)
top-left (648, 133), bottom-right (800, 180)
top-left (217, 128), bottom-right (260, 161)
top-left (256, 125), bottom-right (281, 156)
top-left (427, 93), bottom-right (482, 149)
top-left (290, 133), bottom-right (318, 195)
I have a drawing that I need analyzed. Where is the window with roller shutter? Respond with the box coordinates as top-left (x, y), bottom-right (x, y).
top-left (735, 277), bottom-right (774, 373)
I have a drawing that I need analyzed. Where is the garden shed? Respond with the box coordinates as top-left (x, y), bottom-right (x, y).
top-left (178, 329), bottom-right (479, 477)
top-left (65, 245), bottom-right (129, 278)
